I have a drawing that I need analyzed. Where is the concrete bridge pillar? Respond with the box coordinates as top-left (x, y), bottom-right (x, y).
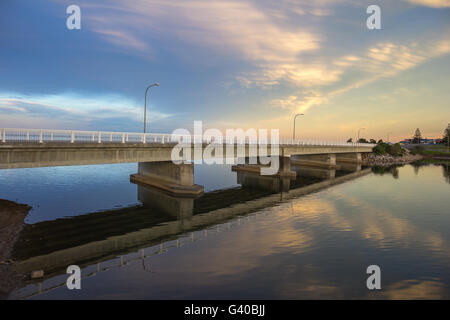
top-left (339, 163), bottom-right (362, 172)
top-left (336, 152), bottom-right (362, 164)
top-left (137, 185), bottom-right (194, 219)
top-left (291, 166), bottom-right (336, 180)
top-left (130, 161), bottom-right (204, 196)
top-left (279, 156), bottom-right (294, 177)
top-left (290, 153), bottom-right (337, 169)
top-left (236, 172), bottom-right (290, 193)
top-left (231, 156), bottom-right (296, 178)
top-left (231, 156), bottom-right (295, 192)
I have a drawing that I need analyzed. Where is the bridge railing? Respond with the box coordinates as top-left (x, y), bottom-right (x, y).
top-left (0, 128), bottom-right (375, 147)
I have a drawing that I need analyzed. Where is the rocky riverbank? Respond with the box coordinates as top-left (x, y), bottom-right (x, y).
top-left (362, 152), bottom-right (423, 166)
top-left (0, 199), bottom-right (31, 299)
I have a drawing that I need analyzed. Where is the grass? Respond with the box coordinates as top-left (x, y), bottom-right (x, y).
top-left (420, 145), bottom-right (450, 152)
top-left (420, 150), bottom-right (450, 157)
top-left (409, 145), bottom-right (450, 157)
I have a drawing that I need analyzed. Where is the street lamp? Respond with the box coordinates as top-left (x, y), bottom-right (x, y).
top-left (144, 82), bottom-right (159, 133)
top-left (357, 127), bottom-right (365, 142)
top-left (293, 113), bottom-right (304, 140)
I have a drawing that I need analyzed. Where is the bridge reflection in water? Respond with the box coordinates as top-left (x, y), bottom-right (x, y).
top-left (10, 165), bottom-right (369, 299)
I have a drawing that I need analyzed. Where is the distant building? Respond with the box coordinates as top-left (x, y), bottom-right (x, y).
top-left (400, 139), bottom-right (412, 144)
top-left (400, 138), bottom-right (441, 145)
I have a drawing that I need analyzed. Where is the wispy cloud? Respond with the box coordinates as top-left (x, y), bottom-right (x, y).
top-left (0, 92), bottom-right (171, 129)
top-left (403, 0), bottom-right (450, 8)
top-left (72, 0), bottom-right (321, 61)
top-left (92, 28), bottom-right (150, 53)
top-left (271, 91), bottom-right (328, 113)
top-left (57, 0), bottom-right (325, 85)
top-left (271, 35), bottom-right (450, 115)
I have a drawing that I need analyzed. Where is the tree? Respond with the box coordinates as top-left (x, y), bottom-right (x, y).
top-left (443, 124), bottom-right (450, 146)
top-left (369, 139), bottom-right (377, 144)
top-left (412, 128), bottom-right (422, 144)
top-left (358, 138), bottom-right (369, 143)
top-left (347, 138), bottom-right (353, 143)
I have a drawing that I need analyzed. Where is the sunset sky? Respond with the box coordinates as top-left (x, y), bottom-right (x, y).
top-left (1, 0), bottom-right (449, 142)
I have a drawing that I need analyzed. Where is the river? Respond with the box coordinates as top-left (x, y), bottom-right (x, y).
top-left (0, 160), bottom-right (449, 299)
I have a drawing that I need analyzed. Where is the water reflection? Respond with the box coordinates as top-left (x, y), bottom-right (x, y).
top-left (7, 165), bottom-right (370, 299)
top-left (3, 161), bottom-right (450, 299)
top-left (371, 165), bottom-right (400, 179)
top-left (444, 163), bottom-right (450, 184)
top-left (389, 160), bottom-right (450, 184)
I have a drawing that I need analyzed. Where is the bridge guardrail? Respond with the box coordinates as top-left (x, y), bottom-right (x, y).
top-left (0, 128), bottom-right (375, 147)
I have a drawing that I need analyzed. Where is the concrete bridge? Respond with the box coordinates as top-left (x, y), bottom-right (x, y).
top-left (1, 128), bottom-right (374, 195)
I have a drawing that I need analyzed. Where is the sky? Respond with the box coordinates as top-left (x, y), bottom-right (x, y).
top-left (0, 0), bottom-right (449, 142)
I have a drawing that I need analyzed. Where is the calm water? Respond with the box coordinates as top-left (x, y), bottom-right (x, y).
top-left (1, 161), bottom-right (450, 299)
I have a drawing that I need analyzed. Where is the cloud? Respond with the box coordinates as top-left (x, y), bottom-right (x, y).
top-left (77, 0), bottom-right (320, 62)
top-left (57, 0), bottom-right (325, 87)
top-left (56, 0), bottom-right (448, 92)
top-left (92, 28), bottom-right (150, 53)
top-left (402, 0), bottom-right (450, 8)
top-left (38, 0), bottom-right (450, 128)
top-left (0, 92), bottom-right (171, 129)
top-left (239, 63), bottom-right (342, 87)
top-left (271, 91), bottom-right (328, 113)
top-left (270, 36), bottom-right (450, 115)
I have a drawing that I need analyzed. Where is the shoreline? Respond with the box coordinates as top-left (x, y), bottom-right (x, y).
top-left (0, 199), bottom-right (31, 299)
top-left (362, 153), bottom-right (424, 166)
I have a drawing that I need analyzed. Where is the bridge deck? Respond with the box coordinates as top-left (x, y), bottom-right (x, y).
top-left (0, 141), bottom-right (374, 169)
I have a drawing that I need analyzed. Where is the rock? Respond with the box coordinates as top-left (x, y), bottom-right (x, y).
top-left (31, 270), bottom-right (44, 279)
top-left (362, 152), bottom-right (423, 166)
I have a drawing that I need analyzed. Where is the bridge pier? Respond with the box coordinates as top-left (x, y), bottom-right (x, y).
top-left (236, 171), bottom-right (290, 193)
top-left (231, 156), bottom-right (295, 192)
top-left (137, 185), bottom-right (194, 219)
top-left (130, 161), bottom-right (204, 196)
top-left (339, 163), bottom-right (362, 172)
top-left (290, 153), bottom-right (338, 169)
top-left (292, 166), bottom-right (336, 180)
top-left (336, 152), bottom-right (362, 164)
top-left (231, 156), bottom-right (296, 178)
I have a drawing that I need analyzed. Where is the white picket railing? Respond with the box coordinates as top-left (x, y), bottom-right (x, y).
top-left (0, 128), bottom-right (375, 147)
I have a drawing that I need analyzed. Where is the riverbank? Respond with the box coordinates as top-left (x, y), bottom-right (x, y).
top-left (0, 199), bottom-right (31, 299)
top-left (362, 152), bottom-right (423, 166)
top-left (404, 144), bottom-right (450, 158)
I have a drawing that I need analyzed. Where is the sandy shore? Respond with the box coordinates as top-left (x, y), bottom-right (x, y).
top-left (0, 199), bottom-right (31, 299)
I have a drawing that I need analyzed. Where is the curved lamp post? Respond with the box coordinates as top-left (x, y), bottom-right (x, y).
top-left (293, 113), bottom-right (304, 140)
top-left (357, 127), bottom-right (365, 142)
top-left (144, 82), bottom-right (159, 133)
